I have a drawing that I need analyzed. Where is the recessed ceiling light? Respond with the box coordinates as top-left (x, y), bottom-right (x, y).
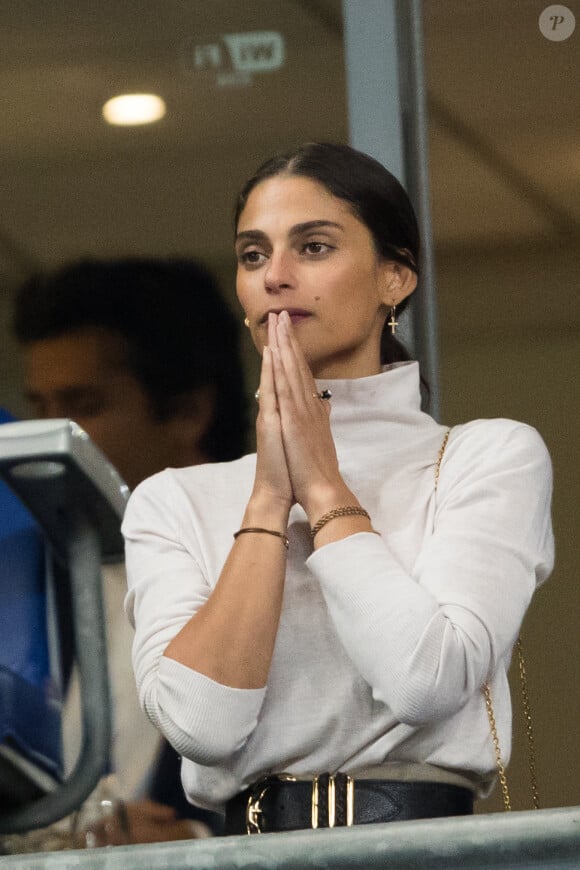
top-left (102, 93), bottom-right (166, 126)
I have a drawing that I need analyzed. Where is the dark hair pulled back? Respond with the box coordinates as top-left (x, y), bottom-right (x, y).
top-left (234, 142), bottom-right (420, 365)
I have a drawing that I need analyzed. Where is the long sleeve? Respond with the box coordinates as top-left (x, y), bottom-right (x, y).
top-left (307, 420), bottom-right (554, 725)
top-left (122, 470), bottom-right (266, 764)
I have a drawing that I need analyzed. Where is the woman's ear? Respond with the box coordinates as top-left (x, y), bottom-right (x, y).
top-left (379, 261), bottom-right (418, 307)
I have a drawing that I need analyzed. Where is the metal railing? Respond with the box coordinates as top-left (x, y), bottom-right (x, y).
top-left (0, 420), bottom-right (129, 834)
top-left (2, 805), bottom-right (580, 869)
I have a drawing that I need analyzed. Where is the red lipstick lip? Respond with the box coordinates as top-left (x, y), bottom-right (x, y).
top-left (259, 308), bottom-right (311, 324)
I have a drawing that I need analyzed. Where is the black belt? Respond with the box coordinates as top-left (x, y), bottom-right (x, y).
top-left (224, 773), bottom-right (474, 835)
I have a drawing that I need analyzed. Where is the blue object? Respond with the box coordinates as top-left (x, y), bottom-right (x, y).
top-left (0, 410), bottom-right (63, 785)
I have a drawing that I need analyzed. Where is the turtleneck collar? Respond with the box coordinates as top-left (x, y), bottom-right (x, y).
top-left (316, 361), bottom-right (420, 418)
top-left (313, 361), bottom-right (439, 455)
top-left (310, 360), bottom-right (444, 483)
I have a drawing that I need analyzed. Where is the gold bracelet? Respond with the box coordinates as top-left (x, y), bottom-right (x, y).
top-left (233, 527), bottom-right (290, 549)
top-left (310, 506), bottom-right (371, 539)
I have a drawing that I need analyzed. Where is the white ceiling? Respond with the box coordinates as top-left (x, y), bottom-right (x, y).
top-left (0, 0), bottom-right (578, 306)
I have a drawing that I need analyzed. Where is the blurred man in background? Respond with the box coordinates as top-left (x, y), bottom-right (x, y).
top-left (11, 257), bottom-right (248, 841)
top-left (13, 257), bottom-right (247, 488)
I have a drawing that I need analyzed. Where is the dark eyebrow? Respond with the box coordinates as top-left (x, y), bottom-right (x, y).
top-left (234, 229), bottom-right (268, 246)
top-left (289, 220), bottom-right (345, 236)
top-left (235, 220), bottom-right (345, 245)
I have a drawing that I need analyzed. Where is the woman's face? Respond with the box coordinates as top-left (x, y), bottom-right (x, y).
top-left (235, 174), bottom-right (399, 380)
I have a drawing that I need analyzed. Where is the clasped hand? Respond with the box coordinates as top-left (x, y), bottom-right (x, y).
top-left (253, 311), bottom-right (342, 517)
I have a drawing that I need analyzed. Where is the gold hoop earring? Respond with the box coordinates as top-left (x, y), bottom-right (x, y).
top-left (244, 317), bottom-right (250, 328)
top-left (387, 304), bottom-right (398, 335)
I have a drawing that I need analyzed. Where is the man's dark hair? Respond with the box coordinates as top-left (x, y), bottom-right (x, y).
top-left (12, 257), bottom-right (248, 461)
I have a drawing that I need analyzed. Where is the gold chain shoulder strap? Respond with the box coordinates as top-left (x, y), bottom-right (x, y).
top-left (434, 429), bottom-right (539, 811)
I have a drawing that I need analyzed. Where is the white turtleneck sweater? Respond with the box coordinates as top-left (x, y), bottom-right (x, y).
top-left (122, 362), bottom-right (554, 811)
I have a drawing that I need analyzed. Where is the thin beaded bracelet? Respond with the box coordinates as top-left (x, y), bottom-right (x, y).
top-left (310, 506), bottom-right (371, 539)
top-left (233, 527), bottom-right (290, 549)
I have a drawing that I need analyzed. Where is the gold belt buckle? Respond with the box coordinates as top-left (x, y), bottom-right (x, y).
top-left (311, 774), bottom-right (354, 828)
top-left (246, 773), bottom-right (296, 834)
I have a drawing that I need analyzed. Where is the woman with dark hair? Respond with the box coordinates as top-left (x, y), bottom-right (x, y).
top-left (123, 143), bottom-right (553, 834)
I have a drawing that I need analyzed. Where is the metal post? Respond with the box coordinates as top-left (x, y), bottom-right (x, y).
top-left (396, 0), bottom-right (441, 419)
top-left (342, 0), bottom-right (440, 417)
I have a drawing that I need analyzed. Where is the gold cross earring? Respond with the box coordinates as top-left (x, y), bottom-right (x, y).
top-left (387, 304), bottom-right (398, 335)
